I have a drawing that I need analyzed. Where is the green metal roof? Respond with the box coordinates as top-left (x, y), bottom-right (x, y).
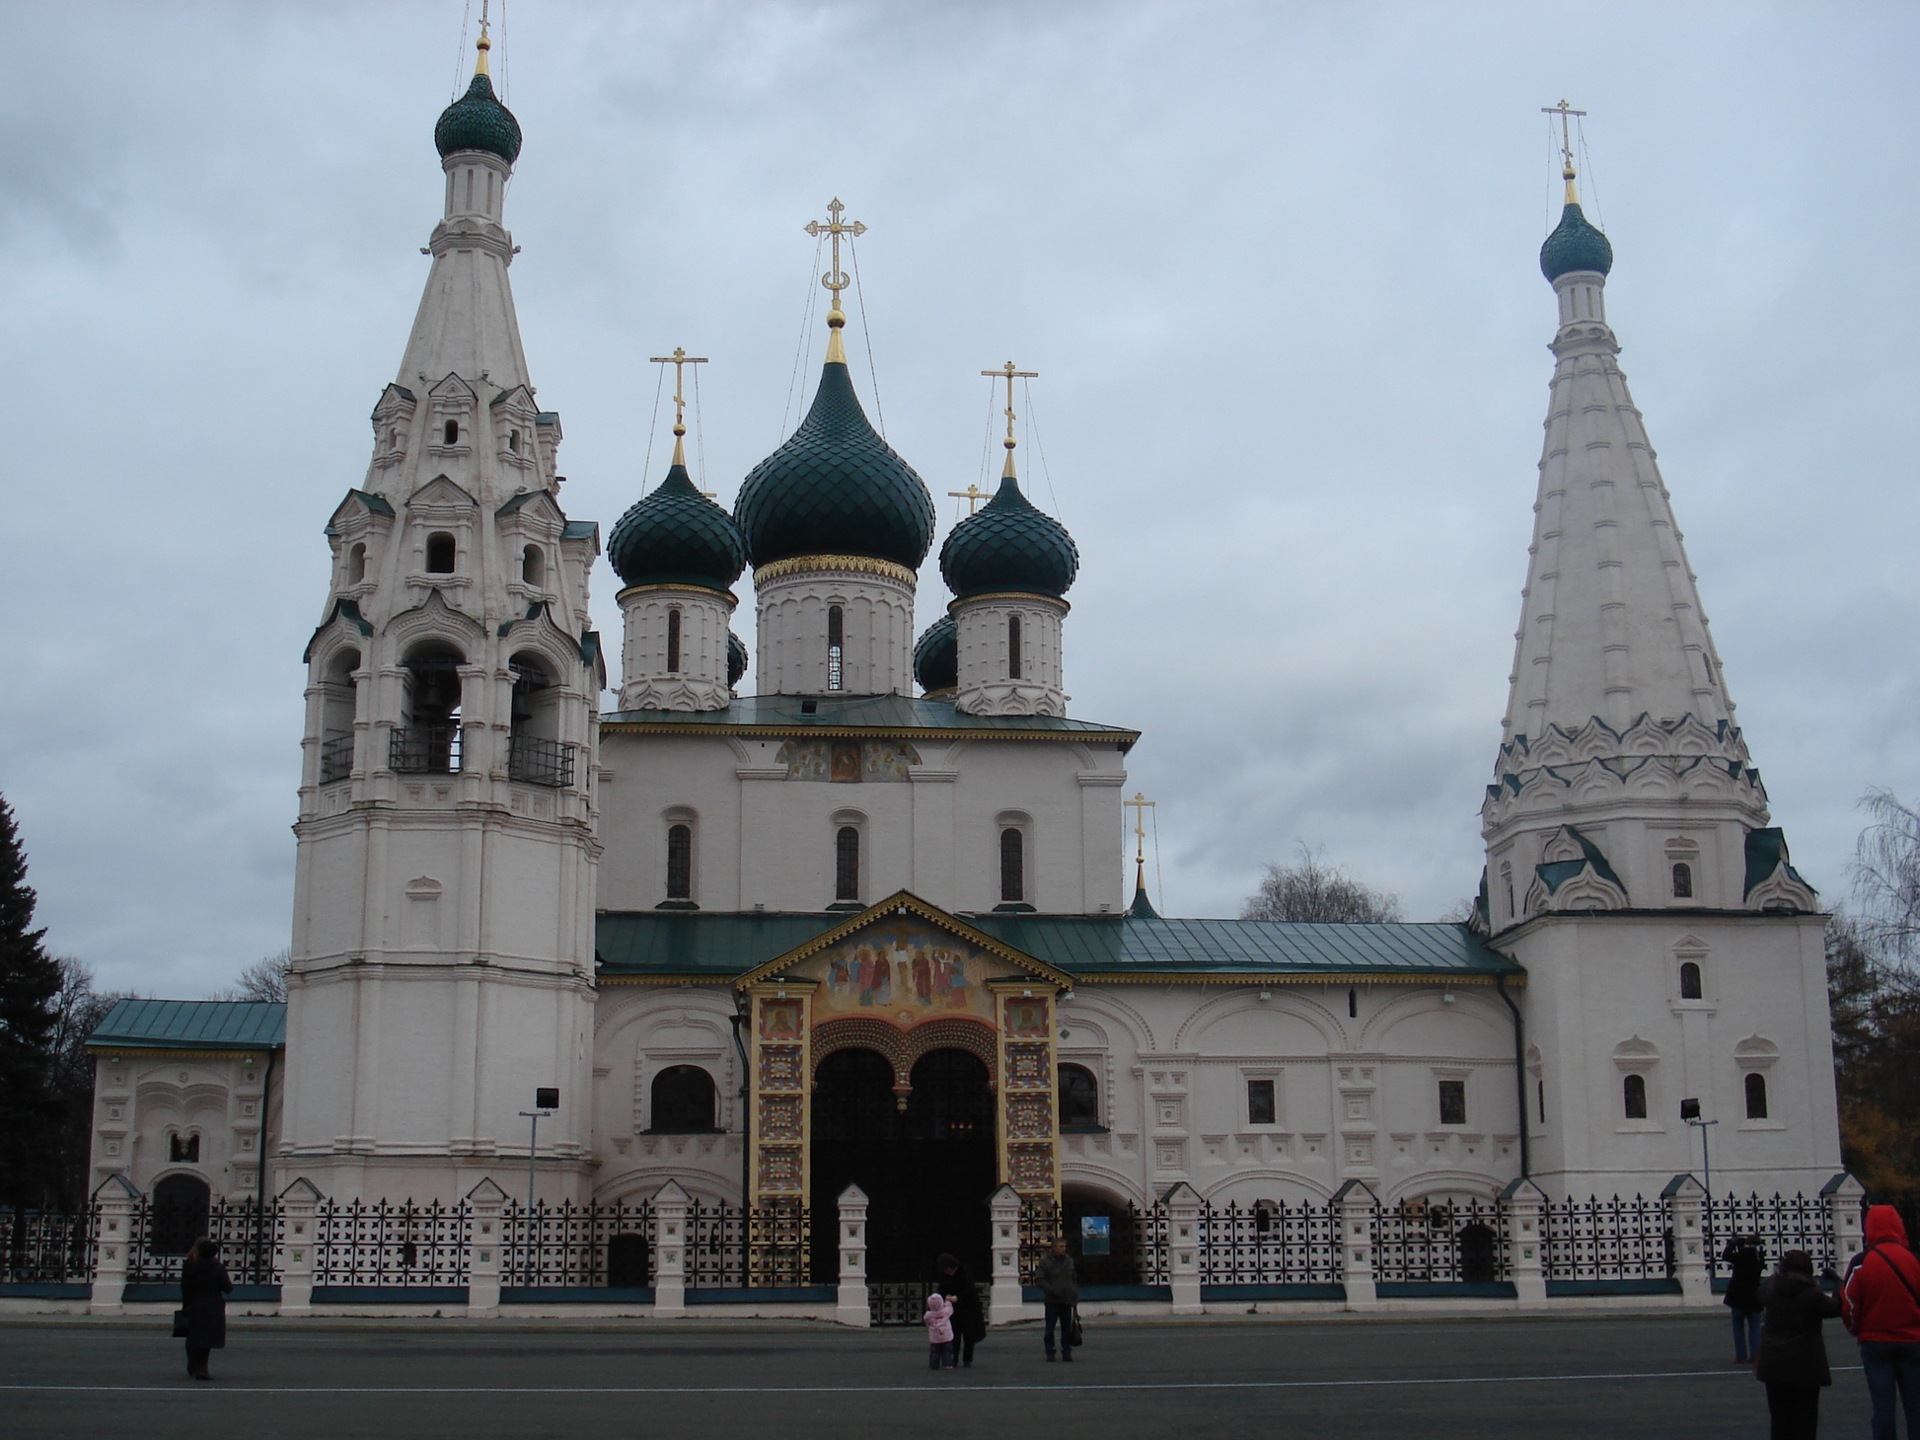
top-left (601, 693), bottom-right (1138, 749)
top-left (596, 911), bottom-right (1520, 981)
top-left (89, 999), bottom-right (286, 1052)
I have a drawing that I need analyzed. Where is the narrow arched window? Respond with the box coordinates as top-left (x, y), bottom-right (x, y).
top-left (1000, 827), bottom-right (1025, 904)
top-left (1348, 988), bottom-right (1358, 1018)
top-left (650, 1065), bottom-right (717, 1132)
top-left (1008, 614), bottom-right (1023, 679)
top-left (1623, 1073), bottom-right (1648, 1120)
top-left (666, 824), bottom-right (692, 900)
top-left (1745, 1072), bottom-right (1768, 1120)
top-left (1679, 961), bottom-right (1703, 1000)
top-left (1672, 862), bottom-right (1693, 899)
top-left (443, 418), bottom-right (459, 446)
top-left (835, 825), bottom-right (860, 902)
top-left (827, 605), bottom-right (844, 691)
top-left (522, 545), bottom-right (544, 588)
top-left (508, 428), bottom-right (521, 453)
top-left (666, 608), bottom-right (683, 672)
top-left (425, 532), bottom-right (456, 573)
top-left (346, 542), bottom-right (367, 585)
top-left (1058, 1064), bottom-right (1100, 1129)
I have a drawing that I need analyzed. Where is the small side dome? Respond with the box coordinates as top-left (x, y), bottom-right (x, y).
top-left (939, 475), bottom-right (1079, 600)
top-left (435, 72), bottom-right (523, 165)
top-left (1540, 202), bottom-right (1613, 281)
top-left (608, 464), bottom-right (747, 592)
top-left (914, 616), bottom-right (958, 694)
top-left (735, 362), bottom-right (935, 571)
top-left (727, 632), bottom-right (749, 690)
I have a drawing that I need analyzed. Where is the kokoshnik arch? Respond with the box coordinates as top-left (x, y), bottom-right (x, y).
top-left (86, 34), bottom-right (1841, 1288)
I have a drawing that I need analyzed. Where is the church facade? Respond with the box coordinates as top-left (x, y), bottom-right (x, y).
top-left (87, 40), bottom-right (1843, 1284)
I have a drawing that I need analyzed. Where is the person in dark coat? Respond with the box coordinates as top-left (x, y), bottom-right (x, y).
top-left (1032, 1237), bottom-right (1078, 1363)
top-left (936, 1253), bottom-right (987, 1368)
top-left (180, 1237), bottom-right (233, 1381)
top-left (1754, 1248), bottom-right (1843, 1440)
top-left (1725, 1234), bottom-right (1767, 1364)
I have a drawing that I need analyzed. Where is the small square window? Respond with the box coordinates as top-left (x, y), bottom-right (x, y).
top-left (1247, 1078), bottom-right (1276, 1126)
top-left (1437, 1079), bottom-right (1467, 1126)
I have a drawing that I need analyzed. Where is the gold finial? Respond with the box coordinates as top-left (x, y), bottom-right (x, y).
top-left (980, 360), bottom-right (1038, 481)
top-left (803, 198), bottom-right (867, 365)
top-left (475, 0), bottom-right (493, 76)
top-left (649, 347), bottom-right (709, 471)
top-left (1542, 99), bottom-right (1587, 205)
top-left (1125, 791), bottom-right (1156, 899)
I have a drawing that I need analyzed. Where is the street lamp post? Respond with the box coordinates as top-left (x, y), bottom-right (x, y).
top-left (1681, 1098), bottom-right (1720, 1274)
top-left (518, 1086), bottom-right (560, 1287)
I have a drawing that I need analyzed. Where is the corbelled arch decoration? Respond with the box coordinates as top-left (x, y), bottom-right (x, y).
top-left (810, 1015), bottom-right (999, 1098)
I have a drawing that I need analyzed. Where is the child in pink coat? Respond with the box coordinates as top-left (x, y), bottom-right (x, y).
top-left (923, 1290), bottom-right (956, 1370)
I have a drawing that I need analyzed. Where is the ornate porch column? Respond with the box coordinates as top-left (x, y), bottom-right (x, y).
top-left (744, 980), bottom-right (814, 1281)
top-left (991, 981), bottom-right (1060, 1207)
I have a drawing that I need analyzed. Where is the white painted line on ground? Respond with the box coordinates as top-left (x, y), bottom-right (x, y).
top-left (2, 1366), bottom-right (1855, 1396)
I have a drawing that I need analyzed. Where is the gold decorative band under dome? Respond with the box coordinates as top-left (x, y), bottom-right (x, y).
top-left (947, 590), bottom-right (1070, 616)
top-left (615, 582), bottom-right (739, 607)
top-left (754, 554), bottom-right (918, 586)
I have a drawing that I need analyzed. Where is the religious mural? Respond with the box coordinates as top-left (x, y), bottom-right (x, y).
top-left (776, 738), bottom-right (922, 782)
top-left (795, 917), bottom-right (996, 1023)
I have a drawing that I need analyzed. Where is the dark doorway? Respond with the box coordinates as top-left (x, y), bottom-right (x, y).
top-left (810, 1047), bottom-right (995, 1287)
top-left (1062, 1185), bottom-right (1140, 1286)
top-left (150, 1173), bottom-right (211, 1257)
top-left (606, 1232), bottom-right (651, 1288)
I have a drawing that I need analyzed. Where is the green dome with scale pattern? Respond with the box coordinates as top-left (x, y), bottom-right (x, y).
top-left (608, 463), bottom-right (746, 592)
top-left (914, 616), bottom-right (958, 693)
top-left (939, 474), bottom-right (1078, 600)
top-left (1540, 202), bottom-right (1613, 282)
top-left (435, 72), bottom-right (522, 165)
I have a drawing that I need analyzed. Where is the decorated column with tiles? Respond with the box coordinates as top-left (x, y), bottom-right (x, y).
top-left (745, 979), bottom-right (814, 1260)
top-left (992, 981), bottom-right (1061, 1208)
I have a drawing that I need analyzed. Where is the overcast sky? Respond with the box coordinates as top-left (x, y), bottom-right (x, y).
top-left (2, 2), bottom-right (1915, 1000)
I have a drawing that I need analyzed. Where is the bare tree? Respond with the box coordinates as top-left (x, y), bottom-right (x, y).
top-left (1242, 844), bottom-right (1402, 924)
top-left (40, 956), bottom-right (124, 1207)
top-left (214, 948), bottom-right (292, 1004)
top-left (1855, 788), bottom-right (1920, 968)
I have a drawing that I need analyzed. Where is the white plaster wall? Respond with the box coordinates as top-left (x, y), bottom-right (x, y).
top-left (952, 595), bottom-right (1067, 717)
top-left (754, 567), bottom-right (915, 696)
top-left (90, 1051), bottom-right (278, 1202)
top-left (618, 586), bottom-right (735, 712)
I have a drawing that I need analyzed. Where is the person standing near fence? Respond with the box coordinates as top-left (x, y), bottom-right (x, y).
top-left (922, 1288), bottom-right (956, 1370)
top-left (937, 1253), bottom-right (986, 1368)
top-left (1843, 1204), bottom-right (1920, 1440)
top-left (179, 1237), bottom-right (233, 1382)
top-left (1034, 1236), bottom-right (1078, 1363)
top-left (1753, 1248), bottom-right (1842, 1439)
top-left (1725, 1234), bottom-right (1767, 1365)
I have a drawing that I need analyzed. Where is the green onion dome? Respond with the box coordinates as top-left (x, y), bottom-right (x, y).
top-left (608, 463), bottom-right (747, 592)
top-left (1540, 202), bottom-right (1613, 282)
top-left (734, 362), bottom-right (935, 570)
top-left (435, 72), bottom-right (522, 166)
top-left (913, 615), bottom-right (957, 694)
top-left (727, 632), bottom-right (749, 690)
top-left (938, 474), bottom-right (1079, 600)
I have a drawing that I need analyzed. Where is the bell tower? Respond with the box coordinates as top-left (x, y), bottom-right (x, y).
top-left (280, 23), bottom-right (603, 1203)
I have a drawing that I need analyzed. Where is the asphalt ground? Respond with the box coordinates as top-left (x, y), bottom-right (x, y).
top-left (0, 1311), bottom-right (1873, 1439)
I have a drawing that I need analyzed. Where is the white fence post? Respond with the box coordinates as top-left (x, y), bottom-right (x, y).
top-left (835, 1183), bottom-right (871, 1327)
top-left (987, 1183), bottom-right (1026, 1324)
top-left (1823, 1173), bottom-right (1866, 1275)
top-left (464, 1178), bottom-right (508, 1317)
top-left (88, 1175), bottom-right (140, 1315)
top-left (1334, 1179), bottom-right (1378, 1310)
top-left (1664, 1174), bottom-right (1711, 1304)
top-left (650, 1180), bottom-right (690, 1319)
top-left (1162, 1182), bottom-right (1204, 1315)
top-left (276, 1177), bottom-right (323, 1317)
top-left (1501, 1177), bottom-right (1549, 1305)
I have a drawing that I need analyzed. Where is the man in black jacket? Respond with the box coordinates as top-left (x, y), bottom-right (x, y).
top-left (1033, 1237), bottom-right (1078, 1363)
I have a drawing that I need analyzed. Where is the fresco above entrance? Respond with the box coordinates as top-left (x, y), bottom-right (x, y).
top-left (792, 917), bottom-right (1002, 1025)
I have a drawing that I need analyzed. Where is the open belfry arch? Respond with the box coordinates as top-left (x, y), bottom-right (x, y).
top-left (737, 892), bottom-right (1069, 1224)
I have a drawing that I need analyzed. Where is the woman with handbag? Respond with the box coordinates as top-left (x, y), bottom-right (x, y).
top-left (179, 1237), bottom-right (233, 1381)
top-left (1753, 1249), bottom-right (1842, 1439)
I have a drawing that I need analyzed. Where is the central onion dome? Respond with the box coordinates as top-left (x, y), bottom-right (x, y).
top-left (734, 361), bottom-right (935, 570)
top-left (435, 68), bottom-right (522, 165)
top-left (913, 615), bottom-right (958, 694)
top-left (1540, 200), bottom-right (1613, 282)
top-left (608, 463), bottom-right (747, 593)
top-left (939, 474), bottom-right (1079, 599)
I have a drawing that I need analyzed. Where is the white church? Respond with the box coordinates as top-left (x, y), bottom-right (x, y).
top-left (87, 33), bottom-right (1842, 1287)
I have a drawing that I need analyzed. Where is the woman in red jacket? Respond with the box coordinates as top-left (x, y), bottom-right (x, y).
top-left (1843, 1205), bottom-right (1920, 1440)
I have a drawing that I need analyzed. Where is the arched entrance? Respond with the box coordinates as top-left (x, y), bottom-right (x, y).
top-left (810, 1047), bottom-right (995, 1286)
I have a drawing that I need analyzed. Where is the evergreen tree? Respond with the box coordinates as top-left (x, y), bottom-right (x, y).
top-left (0, 794), bottom-right (62, 1206)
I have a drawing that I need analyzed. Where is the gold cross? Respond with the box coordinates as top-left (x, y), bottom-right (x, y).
top-left (947, 483), bottom-right (990, 516)
top-left (1125, 791), bottom-right (1156, 894)
top-left (649, 346), bottom-right (709, 479)
top-left (1541, 99), bottom-right (1587, 201)
top-left (981, 360), bottom-right (1038, 479)
top-left (803, 198), bottom-right (866, 312)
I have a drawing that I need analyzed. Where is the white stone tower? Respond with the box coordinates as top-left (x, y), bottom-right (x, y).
top-left (1483, 135), bottom-right (1838, 1197)
top-left (938, 363), bottom-right (1079, 717)
top-left (281, 28), bottom-right (602, 1203)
